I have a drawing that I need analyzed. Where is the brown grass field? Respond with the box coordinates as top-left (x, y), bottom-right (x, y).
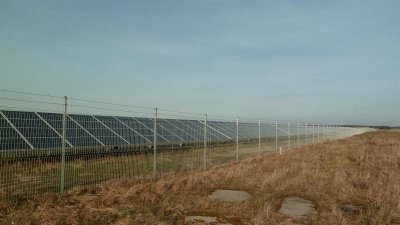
top-left (0, 130), bottom-right (399, 225)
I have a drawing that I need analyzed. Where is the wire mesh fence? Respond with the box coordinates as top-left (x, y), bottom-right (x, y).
top-left (0, 90), bottom-right (373, 201)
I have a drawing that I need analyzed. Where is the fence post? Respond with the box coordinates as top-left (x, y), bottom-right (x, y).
top-left (203, 114), bottom-right (207, 170)
top-left (288, 121), bottom-right (290, 149)
top-left (236, 117), bottom-right (239, 163)
top-left (297, 122), bottom-right (300, 147)
top-left (258, 118), bottom-right (261, 156)
top-left (334, 125), bottom-right (336, 139)
top-left (326, 125), bottom-right (329, 141)
top-left (327, 125), bottom-right (330, 140)
top-left (153, 108), bottom-right (157, 177)
top-left (60, 96), bottom-right (67, 193)
top-left (318, 124), bottom-right (320, 142)
top-left (275, 121), bottom-right (278, 152)
top-left (337, 125), bottom-right (339, 138)
top-left (312, 123), bottom-right (315, 143)
top-left (305, 123), bottom-right (308, 145)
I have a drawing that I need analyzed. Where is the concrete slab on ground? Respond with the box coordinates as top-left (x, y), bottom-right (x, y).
top-left (210, 189), bottom-right (252, 202)
top-left (279, 196), bottom-right (316, 218)
top-left (185, 216), bottom-right (232, 225)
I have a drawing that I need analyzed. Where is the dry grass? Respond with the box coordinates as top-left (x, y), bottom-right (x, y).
top-left (1, 131), bottom-right (399, 225)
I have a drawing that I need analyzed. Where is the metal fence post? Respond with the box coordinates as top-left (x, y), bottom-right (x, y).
top-left (60, 96), bottom-right (67, 193)
top-left (327, 125), bottom-right (329, 140)
top-left (313, 123), bottom-right (315, 144)
top-left (313, 124), bottom-right (315, 144)
top-left (327, 125), bottom-right (330, 140)
top-left (153, 108), bottom-right (157, 177)
top-left (337, 125), bottom-right (339, 138)
top-left (334, 125), bottom-right (336, 139)
top-left (326, 125), bottom-right (329, 141)
top-left (258, 118), bottom-right (261, 156)
top-left (275, 121), bottom-right (278, 152)
top-left (318, 124), bottom-right (320, 142)
top-left (203, 114), bottom-right (207, 170)
top-left (297, 122), bottom-right (300, 147)
top-left (236, 117), bottom-right (239, 163)
top-left (305, 123), bottom-right (308, 145)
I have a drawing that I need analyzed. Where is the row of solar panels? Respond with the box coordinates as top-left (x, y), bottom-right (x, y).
top-left (0, 110), bottom-right (288, 150)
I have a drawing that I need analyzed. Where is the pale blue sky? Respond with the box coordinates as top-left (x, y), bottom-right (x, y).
top-left (0, 0), bottom-right (399, 125)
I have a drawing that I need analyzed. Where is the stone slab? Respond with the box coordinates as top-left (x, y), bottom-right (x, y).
top-left (185, 216), bottom-right (232, 225)
top-left (210, 189), bottom-right (252, 202)
top-left (279, 196), bottom-right (316, 218)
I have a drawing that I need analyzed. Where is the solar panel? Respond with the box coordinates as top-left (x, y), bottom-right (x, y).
top-left (38, 112), bottom-right (100, 147)
top-left (165, 119), bottom-right (202, 142)
top-left (68, 114), bottom-right (125, 146)
top-left (132, 117), bottom-right (170, 143)
top-left (115, 116), bottom-right (153, 144)
top-left (1, 110), bottom-right (61, 149)
top-left (93, 115), bottom-right (150, 145)
top-left (0, 110), bottom-right (272, 151)
top-left (0, 112), bottom-right (31, 150)
top-left (157, 119), bottom-right (186, 143)
top-left (208, 121), bottom-right (236, 139)
top-left (239, 122), bottom-right (259, 139)
top-left (260, 123), bottom-right (276, 138)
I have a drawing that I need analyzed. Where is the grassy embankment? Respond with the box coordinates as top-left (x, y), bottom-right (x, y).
top-left (1, 130), bottom-right (398, 225)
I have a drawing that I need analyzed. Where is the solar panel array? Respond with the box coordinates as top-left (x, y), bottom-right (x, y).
top-left (0, 110), bottom-right (288, 151)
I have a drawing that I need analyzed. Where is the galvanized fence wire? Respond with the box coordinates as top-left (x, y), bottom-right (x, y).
top-left (155, 110), bottom-right (204, 175)
top-left (0, 94), bottom-right (65, 200)
top-left (0, 91), bottom-right (374, 201)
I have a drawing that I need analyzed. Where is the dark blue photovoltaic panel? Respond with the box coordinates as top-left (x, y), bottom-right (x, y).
top-left (94, 115), bottom-right (150, 145)
top-left (165, 119), bottom-right (202, 142)
top-left (1, 110), bottom-right (267, 150)
top-left (260, 124), bottom-right (276, 138)
top-left (184, 119), bottom-right (229, 141)
top-left (115, 117), bottom-right (153, 144)
top-left (203, 123), bottom-right (230, 141)
top-left (0, 112), bottom-right (31, 150)
top-left (157, 119), bottom-right (185, 143)
top-left (36, 112), bottom-right (63, 132)
top-left (132, 117), bottom-right (170, 143)
top-left (208, 121), bottom-right (236, 139)
top-left (277, 124), bottom-right (289, 138)
top-left (68, 114), bottom-right (126, 146)
top-left (1, 111), bottom-right (61, 148)
top-left (239, 122), bottom-right (259, 139)
top-left (209, 121), bottom-right (261, 139)
top-left (38, 112), bottom-right (100, 147)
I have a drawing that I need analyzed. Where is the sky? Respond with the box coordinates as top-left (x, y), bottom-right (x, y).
top-left (0, 0), bottom-right (399, 126)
